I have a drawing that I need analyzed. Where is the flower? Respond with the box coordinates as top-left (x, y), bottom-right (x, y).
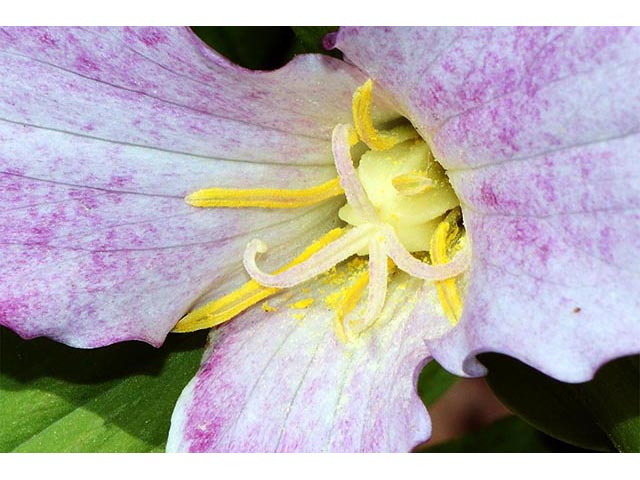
top-left (1, 27), bottom-right (638, 452)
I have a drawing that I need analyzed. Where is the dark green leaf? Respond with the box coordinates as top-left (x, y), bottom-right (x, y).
top-left (191, 27), bottom-right (341, 71)
top-left (192, 27), bottom-right (295, 70)
top-left (571, 356), bottom-right (640, 452)
top-left (417, 360), bottom-right (459, 407)
top-left (0, 327), bottom-right (206, 452)
top-left (482, 353), bottom-right (640, 452)
top-left (291, 27), bottom-right (341, 58)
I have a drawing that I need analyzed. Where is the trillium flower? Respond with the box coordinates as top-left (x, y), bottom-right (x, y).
top-left (1, 26), bottom-right (638, 452)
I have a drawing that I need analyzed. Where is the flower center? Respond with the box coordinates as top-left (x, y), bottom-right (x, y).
top-left (175, 79), bottom-right (469, 341)
top-left (337, 128), bottom-right (460, 255)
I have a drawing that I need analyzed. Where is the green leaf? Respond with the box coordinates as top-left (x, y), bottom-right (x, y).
top-left (417, 360), bottom-right (459, 407)
top-left (191, 27), bottom-right (341, 72)
top-left (291, 27), bottom-right (341, 58)
top-left (191, 27), bottom-right (295, 70)
top-left (418, 416), bottom-right (557, 453)
top-left (482, 353), bottom-right (640, 452)
top-left (0, 327), bottom-right (206, 452)
top-left (571, 356), bottom-right (640, 452)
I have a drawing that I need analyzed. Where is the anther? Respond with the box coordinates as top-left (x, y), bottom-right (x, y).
top-left (352, 79), bottom-right (402, 151)
top-left (431, 209), bottom-right (465, 325)
top-left (391, 171), bottom-right (434, 196)
top-left (185, 178), bottom-right (344, 209)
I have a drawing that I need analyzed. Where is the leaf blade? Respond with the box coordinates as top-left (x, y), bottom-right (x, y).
top-left (482, 353), bottom-right (640, 452)
top-left (0, 327), bottom-right (206, 452)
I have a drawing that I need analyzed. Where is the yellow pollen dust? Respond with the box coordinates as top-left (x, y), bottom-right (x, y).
top-left (261, 301), bottom-right (278, 313)
top-left (289, 298), bottom-right (314, 309)
top-left (177, 77), bottom-right (468, 339)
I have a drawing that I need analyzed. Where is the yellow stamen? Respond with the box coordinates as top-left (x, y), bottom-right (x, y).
top-left (430, 210), bottom-right (464, 325)
top-left (352, 78), bottom-right (418, 151)
top-left (185, 177), bottom-right (343, 209)
top-left (173, 228), bottom-right (345, 332)
top-left (337, 270), bottom-right (369, 324)
top-left (391, 171), bottom-right (434, 196)
top-left (332, 259), bottom-right (397, 342)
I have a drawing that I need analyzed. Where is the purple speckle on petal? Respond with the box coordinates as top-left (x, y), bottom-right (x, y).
top-left (75, 54), bottom-right (100, 74)
top-left (139, 27), bottom-right (168, 47)
top-left (480, 182), bottom-right (499, 207)
top-left (39, 32), bottom-right (58, 47)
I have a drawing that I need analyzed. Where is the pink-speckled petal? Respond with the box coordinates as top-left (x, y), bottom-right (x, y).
top-left (428, 135), bottom-right (640, 382)
top-left (334, 27), bottom-right (640, 381)
top-left (0, 27), bottom-right (369, 347)
top-left (167, 271), bottom-right (436, 452)
top-left (333, 27), bottom-right (640, 165)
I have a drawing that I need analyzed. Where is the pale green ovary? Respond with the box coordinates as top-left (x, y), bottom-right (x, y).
top-left (338, 139), bottom-right (460, 253)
